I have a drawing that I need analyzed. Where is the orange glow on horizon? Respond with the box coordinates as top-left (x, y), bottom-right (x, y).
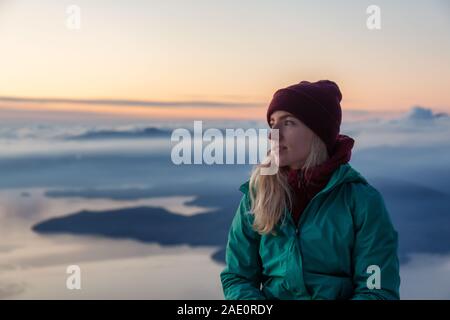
top-left (0, 101), bottom-right (268, 120)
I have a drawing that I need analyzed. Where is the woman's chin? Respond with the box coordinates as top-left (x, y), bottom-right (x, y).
top-left (274, 156), bottom-right (289, 168)
top-left (278, 158), bottom-right (306, 170)
top-left (272, 153), bottom-right (296, 168)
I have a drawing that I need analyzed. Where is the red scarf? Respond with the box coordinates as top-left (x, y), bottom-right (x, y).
top-left (287, 134), bottom-right (355, 225)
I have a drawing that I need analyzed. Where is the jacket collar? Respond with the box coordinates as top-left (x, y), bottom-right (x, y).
top-left (239, 158), bottom-right (367, 195)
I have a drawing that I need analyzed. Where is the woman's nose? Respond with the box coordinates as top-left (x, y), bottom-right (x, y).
top-left (268, 127), bottom-right (282, 141)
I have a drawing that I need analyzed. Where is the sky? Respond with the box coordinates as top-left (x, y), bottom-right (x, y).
top-left (0, 0), bottom-right (449, 120)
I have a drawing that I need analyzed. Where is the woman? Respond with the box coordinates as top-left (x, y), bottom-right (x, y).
top-left (220, 80), bottom-right (400, 300)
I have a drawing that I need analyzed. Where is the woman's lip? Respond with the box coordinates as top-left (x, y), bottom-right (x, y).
top-left (272, 146), bottom-right (288, 152)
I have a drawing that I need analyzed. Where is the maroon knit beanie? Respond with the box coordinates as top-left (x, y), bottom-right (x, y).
top-left (266, 80), bottom-right (343, 156)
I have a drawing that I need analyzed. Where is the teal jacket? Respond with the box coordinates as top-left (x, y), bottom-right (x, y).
top-left (220, 163), bottom-right (400, 300)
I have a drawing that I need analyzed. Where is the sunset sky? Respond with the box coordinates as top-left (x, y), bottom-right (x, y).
top-left (0, 0), bottom-right (449, 120)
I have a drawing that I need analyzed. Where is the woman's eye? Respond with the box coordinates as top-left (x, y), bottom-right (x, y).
top-left (284, 120), bottom-right (294, 125)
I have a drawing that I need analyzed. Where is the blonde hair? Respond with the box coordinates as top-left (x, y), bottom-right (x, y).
top-left (248, 133), bottom-right (329, 236)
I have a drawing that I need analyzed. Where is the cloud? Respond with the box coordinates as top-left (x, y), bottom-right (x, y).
top-left (400, 253), bottom-right (450, 299)
top-left (64, 127), bottom-right (171, 140)
top-left (0, 282), bottom-right (26, 299)
top-left (341, 106), bottom-right (450, 153)
top-left (0, 96), bottom-right (261, 109)
top-left (405, 106), bottom-right (448, 121)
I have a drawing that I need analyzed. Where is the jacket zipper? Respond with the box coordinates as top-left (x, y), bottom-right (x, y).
top-left (288, 165), bottom-right (349, 235)
top-left (291, 183), bottom-right (333, 235)
top-left (292, 169), bottom-right (315, 235)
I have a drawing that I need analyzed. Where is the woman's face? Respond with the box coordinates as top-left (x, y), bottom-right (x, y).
top-left (269, 110), bottom-right (314, 170)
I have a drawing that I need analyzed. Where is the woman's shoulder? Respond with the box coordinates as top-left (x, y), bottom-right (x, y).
top-left (238, 180), bottom-right (254, 215)
top-left (348, 180), bottom-right (383, 199)
top-left (345, 177), bottom-right (393, 227)
top-left (340, 164), bottom-right (384, 202)
top-left (239, 180), bottom-right (250, 194)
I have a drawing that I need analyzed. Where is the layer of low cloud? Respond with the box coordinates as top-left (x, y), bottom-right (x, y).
top-left (0, 96), bottom-right (261, 109)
